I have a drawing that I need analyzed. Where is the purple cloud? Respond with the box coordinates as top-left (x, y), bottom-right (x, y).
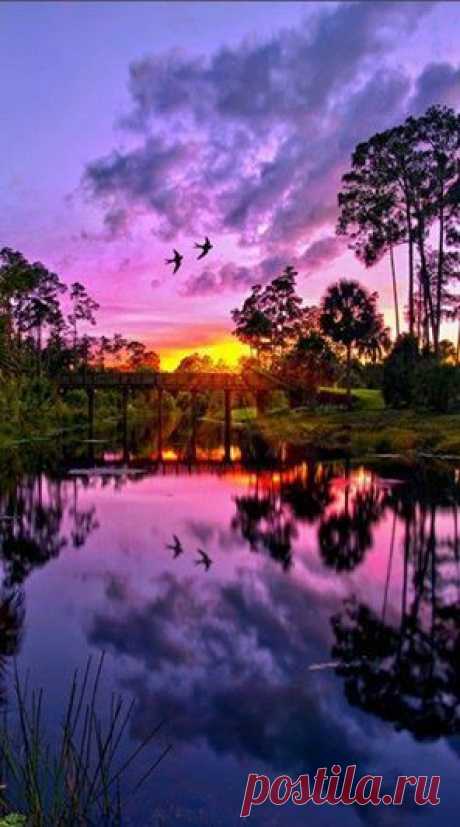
top-left (182, 263), bottom-right (254, 297)
top-left (83, 0), bottom-right (456, 297)
top-left (410, 62), bottom-right (460, 114)
top-left (300, 236), bottom-right (344, 273)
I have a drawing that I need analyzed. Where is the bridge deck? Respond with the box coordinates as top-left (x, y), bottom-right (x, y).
top-left (59, 370), bottom-right (281, 393)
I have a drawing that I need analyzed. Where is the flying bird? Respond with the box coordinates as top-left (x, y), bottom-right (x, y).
top-left (194, 548), bottom-right (213, 571)
top-left (167, 534), bottom-right (184, 558)
top-left (165, 249), bottom-right (183, 274)
top-left (195, 236), bottom-right (213, 260)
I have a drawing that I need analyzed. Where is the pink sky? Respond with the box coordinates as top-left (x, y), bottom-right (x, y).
top-left (2, 1), bottom-right (460, 367)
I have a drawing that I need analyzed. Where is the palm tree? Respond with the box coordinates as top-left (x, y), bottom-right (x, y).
top-left (320, 279), bottom-right (384, 408)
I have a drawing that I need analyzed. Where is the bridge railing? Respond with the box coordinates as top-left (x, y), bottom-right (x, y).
top-left (57, 370), bottom-right (281, 392)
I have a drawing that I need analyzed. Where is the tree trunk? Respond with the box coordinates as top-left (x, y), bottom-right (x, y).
top-left (406, 202), bottom-right (415, 337)
top-left (456, 317), bottom-right (460, 365)
top-left (416, 217), bottom-right (437, 347)
top-left (416, 276), bottom-right (422, 342)
top-left (389, 244), bottom-right (400, 338)
top-left (346, 344), bottom-right (352, 411)
top-left (435, 183), bottom-right (445, 356)
top-left (423, 289), bottom-right (430, 349)
top-left (37, 322), bottom-right (42, 378)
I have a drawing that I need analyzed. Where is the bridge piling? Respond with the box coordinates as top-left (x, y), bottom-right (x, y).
top-left (157, 388), bottom-right (164, 461)
top-left (255, 390), bottom-right (269, 415)
top-left (224, 389), bottom-right (232, 463)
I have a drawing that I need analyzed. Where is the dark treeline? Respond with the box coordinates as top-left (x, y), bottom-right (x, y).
top-left (0, 247), bottom-right (160, 378)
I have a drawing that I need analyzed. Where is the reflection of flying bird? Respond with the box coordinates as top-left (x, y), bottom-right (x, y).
top-left (194, 548), bottom-right (213, 571)
top-left (194, 237), bottom-right (213, 260)
top-left (167, 534), bottom-right (184, 558)
top-left (165, 249), bottom-right (183, 273)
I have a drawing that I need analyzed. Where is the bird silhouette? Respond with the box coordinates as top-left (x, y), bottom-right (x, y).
top-left (166, 249), bottom-right (183, 273)
top-left (167, 534), bottom-right (184, 558)
top-left (194, 237), bottom-right (213, 260)
top-left (194, 548), bottom-right (213, 571)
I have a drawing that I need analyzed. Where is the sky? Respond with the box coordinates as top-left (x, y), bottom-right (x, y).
top-left (2, 0), bottom-right (460, 369)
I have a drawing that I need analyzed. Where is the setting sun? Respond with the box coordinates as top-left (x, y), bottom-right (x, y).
top-left (160, 337), bottom-right (249, 371)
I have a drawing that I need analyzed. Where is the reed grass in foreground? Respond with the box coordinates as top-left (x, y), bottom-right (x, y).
top-left (0, 653), bottom-right (171, 826)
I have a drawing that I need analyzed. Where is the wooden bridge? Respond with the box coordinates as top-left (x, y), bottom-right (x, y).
top-left (59, 370), bottom-right (285, 462)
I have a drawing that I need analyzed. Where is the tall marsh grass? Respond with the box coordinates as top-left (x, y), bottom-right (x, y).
top-left (0, 653), bottom-right (170, 826)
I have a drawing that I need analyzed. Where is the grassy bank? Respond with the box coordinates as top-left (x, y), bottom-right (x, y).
top-left (256, 397), bottom-right (460, 459)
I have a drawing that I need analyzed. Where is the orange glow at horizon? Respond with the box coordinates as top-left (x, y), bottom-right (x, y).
top-left (159, 337), bottom-right (249, 371)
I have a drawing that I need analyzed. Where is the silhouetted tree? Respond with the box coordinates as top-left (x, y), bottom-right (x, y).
top-left (68, 281), bottom-right (99, 356)
top-left (232, 288), bottom-right (273, 363)
top-left (415, 250), bottom-right (460, 350)
top-left (175, 353), bottom-right (214, 373)
top-left (320, 280), bottom-right (383, 407)
top-left (338, 105), bottom-right (460, 352)
top-left (0, 248), bottom-right (39, 344)
top-left (17, 266), bottom-right (66, 377)
top-left (125, 341), bottom-right (160, 372)
top-left (281, 331), bottom-right (337, 406)
top-left (232, 266), bottom-right (306, 367)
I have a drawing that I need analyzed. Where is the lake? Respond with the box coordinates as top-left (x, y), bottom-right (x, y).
top-left (1, 444), bottom-right (460, 825)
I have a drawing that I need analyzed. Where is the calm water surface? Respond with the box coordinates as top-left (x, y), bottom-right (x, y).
top-left (2, 448), bottom-right (460, 825)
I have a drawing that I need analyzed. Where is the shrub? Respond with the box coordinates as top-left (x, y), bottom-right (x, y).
top-left (281, 332), bottom-right (337, 407)
top-left (383, 335), bottom-right (420, 408)
top-left (360, 362), bottom-right (384, 390)
top-left (413, 362), bottom-right (460, 413)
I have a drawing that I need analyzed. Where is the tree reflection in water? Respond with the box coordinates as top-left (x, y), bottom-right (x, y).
top-left (0, 470), bottom-right (100, 692)
top-left (231, 461), bottom-right (384, 573)
top-left (319, 469), bottom-right (385, 572)
top-left (331, 463), bottom-right (460, 740)
top-left (0, 589), bottom-right (24, 702)
top-left (0, 475), bottom-right (99, 586)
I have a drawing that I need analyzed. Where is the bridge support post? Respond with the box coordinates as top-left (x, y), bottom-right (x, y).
top-left (190, 391), bottom-right (198, 462)
top-left (157, 388), bottom-right (164, 461)
top-left (87, 388), bottom-right (95, 442)
top-left (121, 387), bottom-right (129, 463)
top-left (224, 389), bottom-right (232, 463)
top-left (255, 390), bottom-right (269, 415)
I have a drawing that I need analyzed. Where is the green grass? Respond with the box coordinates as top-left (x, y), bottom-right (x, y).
top-left (246, 386), bottom-right (460, 459)
top-left (350, 388), bottom-right (384, 410)
top-left (256, 405), bottom-right (460, 459)
top-left (317, 386), bottom-right (384, 410)
top-left (232, 406), bottom-right (257, 422)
